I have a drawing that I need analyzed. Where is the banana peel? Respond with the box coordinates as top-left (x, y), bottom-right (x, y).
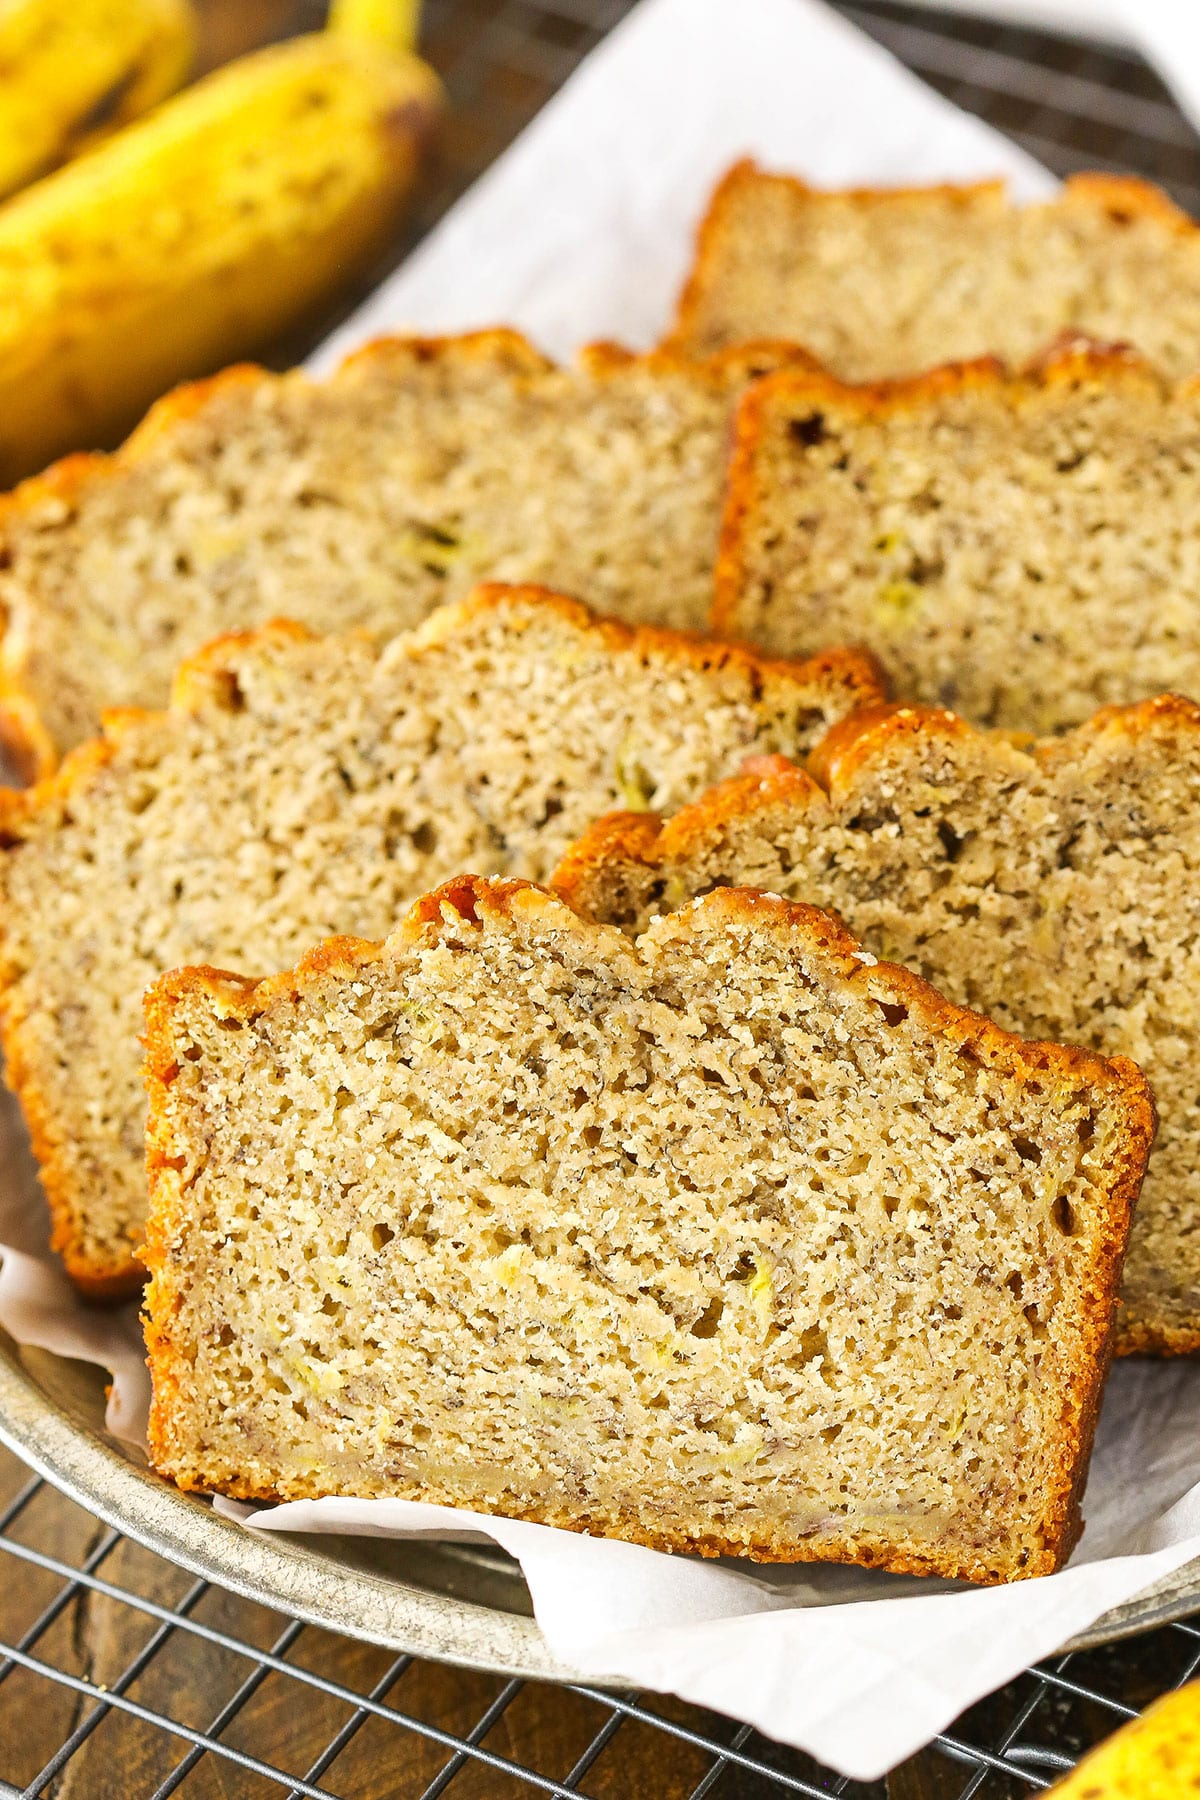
top-left (1048, 1680), bottom-right (1200, 1795)
top-left (0, 20), bottom-right (442, 483)
top-left (0, 0), bottom-right (195, 200)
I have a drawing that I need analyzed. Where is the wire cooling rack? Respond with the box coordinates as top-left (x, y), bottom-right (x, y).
top-left (4, 1), bottom-right (1200, 1795)
top-left (405, 0), bottom-right (1200, 270)
top-left (6, 1451), bottom-right (1200, 1799)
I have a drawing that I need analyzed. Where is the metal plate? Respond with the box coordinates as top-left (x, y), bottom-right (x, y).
top-left (0, 1328), bottom-right (597, 1684)
top-left (1, 1319), bottom-right (1198, 1668)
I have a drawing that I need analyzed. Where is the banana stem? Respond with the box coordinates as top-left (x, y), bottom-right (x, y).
top-left (327, 0), bottom-right (421, 52)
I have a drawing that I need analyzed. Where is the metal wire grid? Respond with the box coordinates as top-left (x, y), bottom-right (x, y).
top-left (269, 0), bottom-right (1200, 365)
top-left (2, 1), bottom-right (1200, 1795)
top-left (842, 2), bottom-right (1200, 210)
top-left (3, 1451), bottom-right (1200, 1800)
top-left (396, 0), bottom-right (1200, 274)
top-left (6, 1446), bottom-right (1200, 1800)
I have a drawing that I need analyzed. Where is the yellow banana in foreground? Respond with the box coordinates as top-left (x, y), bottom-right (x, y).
top-left (0, 0), bottom-right (195, 200)
top-left (1048, 1680), bottom-right (1200, 1795)
top-left (0, 24), bottom-right (442, 483)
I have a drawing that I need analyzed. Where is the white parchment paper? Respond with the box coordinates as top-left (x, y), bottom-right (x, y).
top-left (312, 0), bottom-right (1052, 370)
top-left (3, 0), bottom-right (1200, 1779)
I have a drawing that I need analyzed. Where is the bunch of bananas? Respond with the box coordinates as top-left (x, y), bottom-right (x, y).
top-left (0, 0), bottom-right (442, 481)
top-left (0, 0), bottom-right (195, 200)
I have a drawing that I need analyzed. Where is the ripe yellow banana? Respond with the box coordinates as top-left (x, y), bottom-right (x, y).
top-left (0, 0), bottom-right (195, 199)
top-left (1047, 1680), bottom-right (1200, 1795)
top-left (0, 15), bottom-right (442, 483)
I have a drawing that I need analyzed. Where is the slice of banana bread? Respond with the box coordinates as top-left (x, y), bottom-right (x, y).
top-left (0, 329), bottom-right (811, 777)
top-left (0, 583), bottom-right (880, 1296)
top-left (714, 342), bottom-right (1200, 734)
top-left (142, 875), bottom-right (1152, 1581)
top-left (670, 161), bottom-right (1200, 379)
top-left (555, 695), bottom-right (1200, 1354)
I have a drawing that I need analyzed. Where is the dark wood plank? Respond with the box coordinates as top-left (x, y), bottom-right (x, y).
top-left (0, 1450), bottom-right (115, 1787)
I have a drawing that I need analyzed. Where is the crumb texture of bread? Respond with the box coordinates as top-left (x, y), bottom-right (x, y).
top-left (142, 877), bottom-right (1151, 1583)
top-left (715, 347), bottom-right (1200, 733)
top-left (0, 584), bottom-right (880, 1292)
top-left (0, 331), bottom-right (808, 772)
top-left (556, 695), bottom-right (1199, 1352)
top-left (672, 163), bottom-right (1200, 380)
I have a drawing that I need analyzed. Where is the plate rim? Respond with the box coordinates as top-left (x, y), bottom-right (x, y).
top-left (0, 1330), bottom-right (607, 1685)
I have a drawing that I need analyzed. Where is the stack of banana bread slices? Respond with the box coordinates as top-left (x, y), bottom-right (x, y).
top-left (6, 156), bottom-right (1200, 1586)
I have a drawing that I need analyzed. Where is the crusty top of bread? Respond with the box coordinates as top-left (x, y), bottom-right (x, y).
top-left (555, 690), bottom-right (1200, 1354)
top-left (142, 872), bottom-right (1152, 1579)
top-left (0, 327), bottom-right (815, 778)
top-left (0, 580), bottom-right (882, 1297)
top-left (711, 338), bottom-right (1200, 734)
top-left (669, 161), bottom-right (1200, 380)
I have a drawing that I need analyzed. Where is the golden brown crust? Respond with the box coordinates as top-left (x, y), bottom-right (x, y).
top-left (551, 810), bottom-right (669, 909)
top-left (710, 339), bottom-right (1175, 639)
top-left (416, 580), bottom-right (887, 709)
top-left (551, 752), bottom-right (823, 915)
top-left (579, 334), bottom-right (822, 385)
top-left (809, 691), bottom-right (1200, 796)
top-left (1033, 687), bottom-right (1200, 758)
top-left (805, 701), bottom-right (976, 792)
top-left (1059, 170), bottom-right (1197, 230)
top-left (166, 617), bottom-right (322, 713)
top-left (337, 326), bottom-right (555, 381)
top-left (1112, 1318), bottom-right (1200, 1356)
top-left (0, 686), bottom-right (55, 785)
top-left (0, 326), bottom-right (824, 777)
top-left (142, 873), bottom-right (1153, 1576)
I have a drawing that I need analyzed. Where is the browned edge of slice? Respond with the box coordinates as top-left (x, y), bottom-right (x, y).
top-left (141, 872), bottom-right (1155, 1576)
top-left (0, 613), bottom-right (326, 1299)
top-left (554, 692), bottom-right (1200, 912)
top-left (0, 583), bottom-right (887, 1296)
top-left (665, 158), bottom-right (1198, 357)
top-left (0, 327), bottom-right (823, 782)
top-left (708, 335), bottom-right (1184, 642)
